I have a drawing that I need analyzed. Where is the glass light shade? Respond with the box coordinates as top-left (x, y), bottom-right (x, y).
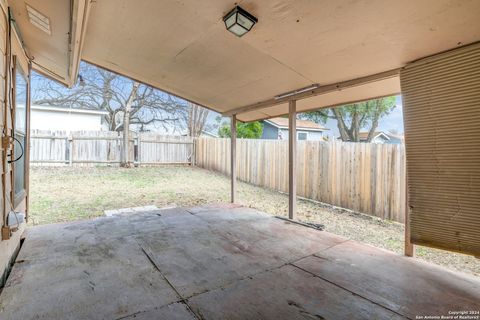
top-left (223, 6), bottom-right (258, 37)
top-left (237, 14), bottom-right (255, 31)
top-left (224, 14), bottom-right (236, 29)
top-left (228, 24), bottom-right (248, 37)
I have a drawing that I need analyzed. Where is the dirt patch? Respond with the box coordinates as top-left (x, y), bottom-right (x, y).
top-left (29, 166), bottom-right (479, 277)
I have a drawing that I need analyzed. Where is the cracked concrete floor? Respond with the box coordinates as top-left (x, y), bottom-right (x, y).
top-left (1, 204), bottom-right (479, 320)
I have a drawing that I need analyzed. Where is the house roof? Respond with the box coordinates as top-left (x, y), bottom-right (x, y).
top-left (201, 130), bottom-right (219, 138)
top-left (359, 131), bottom-right (405, 141)
top-left (359, 132), bottom-right (390, 141)
top-left (31, 105), bottom-right (109, 116)
top-left (10, 0), bottom-right (480, 122)
top-left (337, 131), bottom-right (393, 141)
top-left (265, 117), bottom-right (327, 132)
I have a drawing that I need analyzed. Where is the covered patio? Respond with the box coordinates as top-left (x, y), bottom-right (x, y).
top-left (0, 0), bottom-right (479, 319)
top-left (1, 204), bottom-right (479, 319)
top-left (6, 0), bottom-right (479, 256)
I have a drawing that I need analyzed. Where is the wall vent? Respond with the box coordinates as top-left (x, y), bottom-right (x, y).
top-left (25, 4), bottom-right (51, 35)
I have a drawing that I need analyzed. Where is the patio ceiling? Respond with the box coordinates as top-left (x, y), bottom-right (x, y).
top-left (12, 0), bottom-right (480, 121)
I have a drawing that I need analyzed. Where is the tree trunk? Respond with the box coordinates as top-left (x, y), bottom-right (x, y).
top-left (366, 100), bottom-right (382, 142)
top-left (331, 108), bottom-right (351, 141)
top-left (188, 103), bottom-right (209, 137)
top-left (109, 112), bottom-right (116, 131)
top-left (188, 104), bottom-right (194, 136)
top-left (121, 82), bottom-right (140, 167)
top-left (351, 106), bottom-right (360, 142)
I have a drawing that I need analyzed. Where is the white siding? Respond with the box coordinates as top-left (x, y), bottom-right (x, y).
top-left (279, 128), bottom-right (323, 141)
top-left (31, 110), bottom-right (105, 132)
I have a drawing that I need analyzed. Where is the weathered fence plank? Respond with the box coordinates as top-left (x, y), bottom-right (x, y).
top-left (195, 137), bottom-right (406, 223)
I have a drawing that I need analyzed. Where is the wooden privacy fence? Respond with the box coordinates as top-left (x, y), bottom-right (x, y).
top-left (31, 131), bottom-right (405, 222)
top-left (195, 138), bottom-right (406, 223)
top-left (30, 130), bottom-right (194, 166)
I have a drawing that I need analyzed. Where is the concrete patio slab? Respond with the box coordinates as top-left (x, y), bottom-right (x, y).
top-left (1, 236), bottom-right (179, 319)
top-left (187, 264), bottom-right (405, 320)
top-left (292, 241), bottom-right (480, 319)
top-left (120, 302), bottom-right (196, 320)
top-left (138, 207), bottom-right (346, 297)
top-left (0, 204), bottom-right (479, 320)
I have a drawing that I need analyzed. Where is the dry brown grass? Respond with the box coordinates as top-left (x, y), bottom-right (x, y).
top-left (29, 166), bottom-right (479, 277)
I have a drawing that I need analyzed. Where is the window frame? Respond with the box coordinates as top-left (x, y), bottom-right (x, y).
top-left (297, 131), bottom-right (308, 141)
top-left (12, 56), bottom-right (29, 208)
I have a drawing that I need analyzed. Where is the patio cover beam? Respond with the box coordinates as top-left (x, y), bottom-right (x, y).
top-left (223, 69), bottom-right (400, 118)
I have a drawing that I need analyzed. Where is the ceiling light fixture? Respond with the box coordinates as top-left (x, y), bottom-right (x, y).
top-left (223, 6), bottom-right (258, 37)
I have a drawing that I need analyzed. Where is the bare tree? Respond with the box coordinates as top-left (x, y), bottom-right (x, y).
top-left (32, 62), bottom-right (187, 132)
top-left (187, 103), bottom-right (209, 137)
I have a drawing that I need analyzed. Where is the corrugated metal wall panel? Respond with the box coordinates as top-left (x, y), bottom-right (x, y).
top-left (400, 42), bottom-right (480, 256)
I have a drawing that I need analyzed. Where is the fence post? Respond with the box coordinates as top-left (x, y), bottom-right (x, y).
top-left (117, 132), bottom-right (121, 165)
top-left (192, 137), bottom-right (196, 166)
top-left (64, 136), bottom-right (69, 165)
top-left (68, 135), bottom-right (73, 166)
top-left (136, 134), bottom-right (141, 166)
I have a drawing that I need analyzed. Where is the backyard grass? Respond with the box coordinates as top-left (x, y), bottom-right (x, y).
top-left (29, 166), bottom-right (479, 277)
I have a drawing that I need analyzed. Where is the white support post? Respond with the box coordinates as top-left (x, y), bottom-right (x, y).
top-left (288, 100), bottom-right (297, 220)
top-left (231, 115), bottom-right (237, 203)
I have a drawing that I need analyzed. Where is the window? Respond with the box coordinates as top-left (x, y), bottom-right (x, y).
top-left (13, 60), bottom-right (28, 205)
top-left (297, 132), bottom-right (308, 140)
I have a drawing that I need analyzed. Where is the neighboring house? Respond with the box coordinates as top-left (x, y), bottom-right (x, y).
top-left (339, 131), bottom-right (404, 144)
top-left (31, 105), bottom-right (108, 132)
top-left (262, 117), bottom-right (328, 141)
top-left (359, 131), bottom-right (404, 144)
top-left (180, 129), bottom-right (219, 138)
top-left (200, 130), bottom-right (219, 138)
top-left (382, 132), bottom-right (404, 144)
